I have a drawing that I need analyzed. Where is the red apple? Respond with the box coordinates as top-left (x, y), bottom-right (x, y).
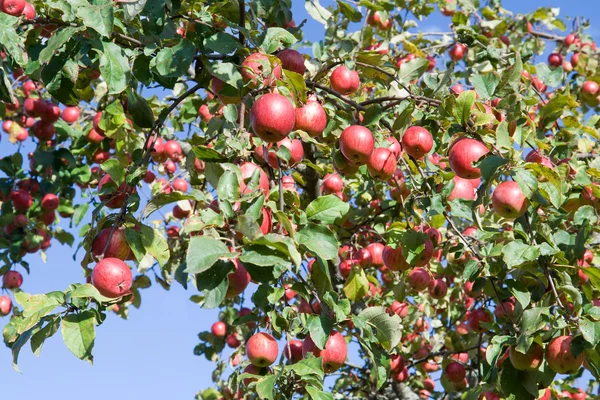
top-left (491, 181), bottom-right (528, 219)
top-left (449, 43), bottom-right (467, 61)
top-left (3, 270), bottom-right (23, 289)
top-left (366, 243), bottom-right (384, 266)
top-left (367, 147), bottom-right (396, 180)
top-left (546, 335), bottom-right (584, 374)
top-left (429, 278), bottom-right (448, 299)
top-left (226, 259), bottom-right (250, 298)
top-left (247, 332), bottom-right (279, 367)
top-left (21, 1), bottom-right (35, 19)
top-left (525, 149), bottom-right (553, 168)
top-left (0, 295), bottom-right (12, 316)
top-left (548, 53), bottom-right (563, 68)
top-left (172, 178), bottom-right (189, 192)
top-left (1, 0), bottom-right (26, 16)
top-left (322, 173), bottom-right (344, 194)
top-left (402, 126), bottom-right (433, 159)
top-left (239, 162), bottom-right (270, 198)
top-left (62, 106), bottom-right (80, 123)
top-left (448, 176), bottom-right (476, 201)
top-left (41, 193), bottom-right (59, 210)
top-left (339, 125), bottom-right (374, 165)
top-left (163, 140), bottom-right (182, 162)
top-left (330, 65), bottom-right (360, 95)
top-left (467, 308), bottom-right (492, 332)
top-left (302, 330), bottom-right (348, 372)
top-left (295, 99), bottom-right (327, 137)
top-left (509, 343), bottom-right (544, 371)
top-left (448, 138), bottom-right (489, 179)
top-left (445, 361), bottom-right (466, 382)
top-left (11, 190), bottom-right (32, 211)
top-left (98, 174), bottom-right (131, 209)
top-left (226, 334), bottom-right (241, 348)
top-left (277, 49), bottom-right (306, 75)
top-left (211, 321), bottom-right (227, 337)
top-left (91, 228), bottom-right (131, 261)
top-left (250, 93), bottom-right (295, 143)
top-left (241, 53), bottom-right (282, 88)
top-left (382, 246), bottom-right (410, 272)
top-left (408, 267), bottom-right (431, 291)
top-left (582, 80), bottom-right (599, 98)
top-left (91, 257), bottom-right (133, 298)
top-left (87, 128), bottom-right (105, 143)
top-left (284, 339), bottom-right (304, 363)
top-left (211, 77), bottom-right (240, 105)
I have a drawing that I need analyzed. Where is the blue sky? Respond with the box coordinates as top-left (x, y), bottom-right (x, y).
top-left (0, 1), bottom-right (598, 399)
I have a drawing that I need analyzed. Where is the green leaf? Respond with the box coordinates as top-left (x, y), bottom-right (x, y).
top-left (356, 306), bottom-right (402, 350)
top-left (453, 90), bottom-right (476, 126)
top-left (513, 168), bottom-right (538, 198)
top-left (255, 374), bottom-right (277, 400)
top-left (502, 240), bottom-right (540, 268)
top-left (39, 27), bottom-right (83, 65)
top-left (100, 159), bottom-right (126, 186)
top-left (127, 89), bottom-right (154, 128)
top-left (307, 314), bottom-right (334, 349)
top-left (260, 28), bottom-right (298, 53)
top-left (479, 155), bottom-right (508, 181)
top-left (142, 192), bottom-right (198, 219)
top-left (31, 315), bottom-right (61, 357)
top-left (69, 283), bottom-right (114, 303)
top-left (400, 230), bottom-right (434, 266)
top-left (77, 0), bottom-right (114, 37)
top-left (99, 42), bottom-right (130, 94)
top-left (191, 146), bottom-right (228, 162)
top-left (0, 14), bottom-right (26, 66)
top-left (304, 0), bottom-right (332, 25)
top-left (507, 280), bottom-right (531, 311)
top-left (15, 293), bottom-right (64, 335)
top-left (305, 195), bottom-right (350, 224)
top-left (343, 267), bottom-right (369, 301)
top-left (297, 224), bottom-right (339, 260)
top-left (185, 236), bottom-right (231, 274)
top-left (0, 66), bottom-right (15, 103)
top-left (574, 205), bottom-right (598, 226)
top-left (580, 318), bottom-right (600, 347)
top-left (204, 32), bottom-right (242, 55)
top-left (521, 307), bottom-right (549, 335)
top-left (154, 39), bottom-right (196, 78)
top-left (499, 51), bottom-right (523, 89)
top-left (362, 105), bottom-right (384, 127)
top-left (140, 225), bottom-right (170, 267)
top-left (61, 311), bottom-right (96, 362)
top-left (306, 387), bottom-right (334, 400)
top-left (471, 72), bottom-right (500, 100)
top-left (398, 58), bottom-right (429, 86)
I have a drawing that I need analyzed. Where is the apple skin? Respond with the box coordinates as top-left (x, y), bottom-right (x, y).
top-left (239, 162), bottom-right (270, 198)
top-left (408, 267), bottom-right (431, 291)
top-left (87, 128), bottom-right (106, 143)
top-left (11, 190), bottom-right (32, 211)
top-left (226, 334), bottom-right (241, 348)
top-left (402, 126), bottom-right (433, 159)
top-left (0, 295), bottom-right (12, 316)
top-left (98, 174), bottom-right (131, 209)
top-left (283, 339), bottom-right (304, 363)
top-left (91, 228), bottom-right (132, 261)
top-left (491, 181), bottom-right (528, 219)
top-left (22, 1), bottom-right (35, 19)
top-left (448, 138), bottom-right (489, 179)
top-left (339, 125), bottom-right (374, 165)
top-left (367, 147), bottom-right (396, 180)
top-left (1, 0), bottom-right (26, 16)
top-left (479, 392), bottom-right (500, 400)
top-left (32, 120), bottom-right (55, 140)
top-left (3, 270), bottom-right (23, 289)
top-left (525, 150), bottom-right (553, 168)
top-left (302, 330), bottom-right (348, 373)
top-left (467, 308), bottom-right (492, 332)
top-left (449, 43), bottom-right (467, 61)
top-left (330, 65), bottom-right (360, 95)
top-left (447, 176), bottom-right (476, 201)
top-left (445, 361), bottom-right (466, 382)
top-left (225, 259), bottom-right (251, 298)
top-left (546, 335), bottom-right (585, 374)
top-left (295, 99), bottom-right (327, 137)
top-left (582, 80), bottom-right (599, 100)
top-left (91, 258), bottom-right (133, 298)
top-left (250, 93), bottom-right (296, 143)
top-left (548, 53), bottom-right (563, 68)
top-left (172, 178), bottom-right (189, 192)
top-left (366, 242), bottom-right (385, 266)
top-left (322, 173), bottom-right (344, 194)
top-left (210, 321), bottom-right (227, 337)
top-left (386, 136), bottom-right (402, 158)
top-left (247, 332), bottom-right (279, 367)
top-left (277, 49), bottom-right (306, 75)
top-left (41, 193), bottom-right (59, 210)
top-left (163, 140), bottom-right (182, 162)
top-left (429, 278), bottom-right (448, 299)
top-left (240, 53), bottom-right (282, 88)
top-left (509, 343), bottom-right (544, 371)
top-left (61, 106), bottom-right (80, 124)
top-left (382, 246), bottom-right (410, 271)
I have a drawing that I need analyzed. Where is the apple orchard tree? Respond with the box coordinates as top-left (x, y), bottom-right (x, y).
top-left (1, 0), bottom-right (600, 399)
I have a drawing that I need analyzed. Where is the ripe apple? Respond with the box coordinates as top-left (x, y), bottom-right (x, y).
top-left (41, 193), bottom-right (59, 210)
top-left (3, 270), bottom-right (23, 289)
top-left (451, 84), bottom-right (464, 95)
top-left (330, 65), bottom-right (360, 95)
top-left (1, 0), bottom-right (26, 16)
top-left (32, 121), bottom-right (55, 140)
top-left (0, 295), bottom-right (12, 316)
top-left (367, 148), bottom-right (396, 180)
top-left (449, 43), bottom-right (467, 61)
top-left (226, 259), bottom-right (250, 298)
top-left (62, 106), bottom-right (80, 124)
top-left (22, 1), bottom-right (35, 19)
top-left (247, 332), bottom-right (279, 367)
top-left (91, 257), bottom-right (132, 298)
top-left (382, 246), bottom-right (410, 272)
top-left (277, 49), bottom-right (306, 75)
top-left (242, 364), bottom-right (269, 387)
top-left (448, 176), bottom-right (476, 201)
top-left (525, 149), bottom-right (553, 168)
top-left (172, 178), bottom-right (189, 192)
top-left (11, 190), bottom-right (32, 211)
top-left (295, 98), bottom-right (327, 137)
top-left (367, 11), bottom-right (392, 30)
top-left (448, 138), bottom-right (489, 179)
top-left (273, 138), bottom-right (304, 167)
top-left (408, 267), bottom-right (431, 291)
top-left (402, 126), bottom-right (433, 159)
top-left (284, 339), bottom-right (304, 363)
top-left (445, 361), bottom-right (466, 382)
top-left (509, 343), bottom-right (544, 371)
top-left (87, 128), bottom-right (105, 143)
top-left (548, 53), bottom-right (563, 68)
top-left (250, 93), bottom-right (295, 143)
top-left (239, 162), bottom-right (270, 198)
top-left (491, 181), bottom-right (528, 219)
top-left (582, 80), bottom-right (599, 99)
top-left (429, 278), bottom-right (448, 299)
top-left (467, 308), bottom-right (492, 332)
top-left (143, 170), bottom-right (156, 184)
top-left (198, 104), bottom-right (212, 123)
top-left (91, 228), bottom-right (131, 261)
top-left (565, 34), bottom-right (577, 47)
top-left (210, 321), bottom-right (227, 337)
top-left (98, 174), bottom-right (131, 209)
top-left (546, 335), bottom-right (584, 374)
top-left (302, 330), bottom-right (348, 372)
top-left (390, 301), bottom-right (409, 318)
top-left (321, 173), bottom-right (344, 194)
top-left (163, 140), bottom-right (182, 162)
top-left (385, 136), bottom-right (402, 158)
top-left (339, 125), bottom-right (374, 165)
top-left (240, 53), bottom-right (282, 88)
top-left (571, 53), bottom-right (579, 67)
top-left (479, 392), bottom-right (500, 400)
top-left (226, 334), bottom-right (241, 348)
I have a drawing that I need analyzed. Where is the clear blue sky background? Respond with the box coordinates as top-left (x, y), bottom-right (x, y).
top-left (0, 1), bottom-right (597, 398)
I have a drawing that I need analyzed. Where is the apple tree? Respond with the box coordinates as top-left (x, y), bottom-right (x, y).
top-left (0, 0), bottom-right (599, 399)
